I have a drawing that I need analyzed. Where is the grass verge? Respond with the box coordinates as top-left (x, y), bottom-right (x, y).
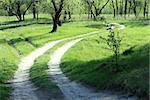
top-left (61, 20), bottom-right (150, 99)
top-left (0, 42), bottom-right (19, 100)
top-left (29, 41), bottom-right (69, 99)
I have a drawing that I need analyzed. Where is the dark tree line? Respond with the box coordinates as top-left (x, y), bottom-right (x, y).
top-left (0, 0), bottom-right (149, 32)
top-left (110, 0), bottom-right (149, 19)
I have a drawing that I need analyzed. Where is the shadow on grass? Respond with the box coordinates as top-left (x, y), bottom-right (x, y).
top-left (0, 23), bottom-right (36, 30)
top-left (0, 18), bottom-right (52, 30)
top-left (0, 18), bottom-right (51, 26)
top-left (61, 44), bottom-right (149, 99)
top-left (5, 32), bottom-right (50, 47)
top-left (30, 62), bottom-right (65, 100)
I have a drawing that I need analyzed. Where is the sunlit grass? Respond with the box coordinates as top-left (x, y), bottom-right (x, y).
top-left (61, 20), bottom-right (150, 99)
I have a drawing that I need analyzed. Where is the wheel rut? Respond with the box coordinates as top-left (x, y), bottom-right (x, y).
top-left (9, 31), bottom-right (136, 100)
top-left (9, 31), bottom-right (99, 100)
top-left (10, 40), bottom-right (62, 100)
top-left (48, 38), bottom-right (137, 100)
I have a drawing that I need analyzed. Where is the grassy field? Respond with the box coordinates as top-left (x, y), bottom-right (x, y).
top-left (0, 14), bottom-right (149, 100)
top-left (0, 15), bottom-right (98, 100)
top-left (61, 20), bottom-right (150, 99)
top-left (30, 41), bottom-right (68, 99)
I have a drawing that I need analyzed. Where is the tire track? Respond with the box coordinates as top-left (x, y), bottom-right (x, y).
top-left (48, 39), bottom-right (137, 100)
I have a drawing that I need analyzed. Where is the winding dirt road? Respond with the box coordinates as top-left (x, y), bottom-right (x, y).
top-left (9, 31), bottom-right (137, 100)
top-left (48, 38), bottom-right (137, 100)
top-left (9, 31), bottom-right (99, 100)
top-left (10, 40), bottom-right (62, 100)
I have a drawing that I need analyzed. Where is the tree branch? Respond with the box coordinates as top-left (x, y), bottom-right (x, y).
top-left (52, 0), bottom-right (58, 12)
top-left (98, 0), bottom-right (110, 15)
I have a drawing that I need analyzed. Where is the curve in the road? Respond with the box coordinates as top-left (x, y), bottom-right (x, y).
top-left (48, 38), bottom-right (137, 100)
top-left (10, 31), bottom-right (99, 100)
top-left (10, 40), bottom-right (62, 100)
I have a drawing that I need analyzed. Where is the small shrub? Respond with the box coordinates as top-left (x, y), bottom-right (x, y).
top-left (107, 30), bottom-right (122, 67)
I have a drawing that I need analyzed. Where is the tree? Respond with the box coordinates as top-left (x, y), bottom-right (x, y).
top-left (63, 0), bottom-right (73, 20)
top-left (107, 29), bottom-right (122, 69)
top-left (119, 0), bottom-right (123, 16)
top-left (0, 0), bottom-right (15, 16)
top-left (111, 0), bottom-right (116, 18)
top-left (115, 0), bottom-right (119, 16)
top-left (0, 0), bottom-right (33, 21)
top-left (85, 0), bottom-right (110, 20)
top-left (124, 0), bottom-right (128, 18)
top-left (143, 0), bottom-right (149, 19)
top-left (51, 0), bottom-right (65, 32)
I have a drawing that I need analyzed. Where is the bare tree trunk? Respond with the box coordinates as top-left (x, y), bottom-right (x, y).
top-left (23, 14), bottom-right (25, 21)
top-left (51, 0), bottom-right (64, 33)
top-left (33, 3), bottom-right (36, 19)
top-left (133, 0), bottom-right (137, 17)
top-left (68, 11), bottom-right (71, 19)
top-left (16, 1), bottom-right (22, 21)
top-left (119, 0), bottom-right (123, 16)
top-left (143, 0), bottom-right (149, 19)
top-left (115, 0), bottom-right (119, 16)
top-left (111, 0), bottom-right (116, 18)
top-left (64, 10), bottom-right (67, 21)
top-left (18, 14), bottom-right (22, 21)
top-left (128, 1), bottom-right (132, 17)
top-left (124, 0), bottom-right (128, 18)
top-left (51, 17), bottom-right (58, 32)
top-left (147, 0), bottom-right (149, 19)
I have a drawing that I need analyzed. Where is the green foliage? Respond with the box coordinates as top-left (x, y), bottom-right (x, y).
top-left (61, 20), bottom-right (149, 99)
top-left (0, 42), bottom-right (19, 100)
top-left (30, 41), bottom-right (67, 99)
top-left (0, 15), bottom-right (99, 99)
top-left (0, 14), bottom-right (149, 99)
top-left (106, 30), bottom-right (122, 70)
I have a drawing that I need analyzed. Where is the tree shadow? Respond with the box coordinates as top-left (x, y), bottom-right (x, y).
top-left (0, 23), bottom-right (36, 30)
top-left (0, 18), bottom-right (51, 25)
top-left (61, 44), bottom-right (149, 98)
top-left (0, 18), bottom-right (52, 30)
top-left (5, 32), bottom-right (50, 47)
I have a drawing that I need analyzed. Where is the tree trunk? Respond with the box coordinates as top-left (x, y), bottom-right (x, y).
top-left (111, 0), bottom-right (116, 18)
top-left (23, 14), bottom-right (25, 21)
top-left (124, 0), bottom-right (128, 19)
top-left (115, 0), bottom-right (119, 16)
top-left (33, 4), bottom-right (36, 19)
top-left (119, 0), bottom-right (123, 16)
top-left (18, 14), bottom-right (22, 21)
top-left (16, 1), bottom-right (22, 21)
top-left (68, 11), bottom-right (71, 19)
top-left (51, 17), bottom-right (58, 33)
top-left (146, 1), bottom-right (149, 19)
top-left (128, 1), bottom-right (132, 17)
top-left (64, 11), bottom-right (67, 21)
top-left (133, 0), bottom-right (137, 17)
top-left (143, 0), bottom-right (148, 19)
top-left (51, 0), bottom-right (64, 33)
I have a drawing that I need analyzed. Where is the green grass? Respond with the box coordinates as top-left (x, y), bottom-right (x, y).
top-left (0, 42), bottom-right (19, 100)
top-left (61, 20), bottom-right (150, 99)
top-left (0, 15), bottom-right (99, 100)
top-left (0, 14), bottom-right (149, 100)
top-left (30, 41), bottom-right (68, 99)
top-left (14, 41), bottom-right (35, 56)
